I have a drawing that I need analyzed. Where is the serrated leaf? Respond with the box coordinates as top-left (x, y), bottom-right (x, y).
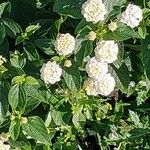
top-left (51, 105), bottom-right (71, 126)
top-left (24, 43), bottom-right (39, 61)
top-left (2, 18), bottom-right (21, 36)
top-left (22, 116), bottom-right (50, 144)
top-left (34, 38), bottom-right (55, 55)
top-left (0, 2), bottom-right (11, 17)
top-left (8, 84), bottom-right (27, 112)
top-left (63, 64), bottom-right (81, 92)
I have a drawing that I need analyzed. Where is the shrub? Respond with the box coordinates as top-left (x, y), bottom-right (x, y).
top-left (0, 0), bottom-right (150, 149)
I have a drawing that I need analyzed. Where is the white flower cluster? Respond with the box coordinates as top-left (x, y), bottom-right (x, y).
top-left (83, 78), bottom-right (98, 96)
top-left (81, 0), bottom-right (107, 23)
top-left (85, 57), bottom-right (108, 79)
top-left (121, 4), bottom-right (143, 28)
top-left (84, 40), bottom-right (118, 96)
top-left (0, 55), bottom-right (6, 66)
top-left (55, 33), bottom-right (75, 56)
top-left (40, 61), bottom-right (62, 84)
top-left (95, 40), bottom-right (118, 64)
top-left (41, 33), bottom-right (76, 84)
top-left (0, 134), bottom-right (10, 150)
top-left (0, 140), bottom-right (10, 150)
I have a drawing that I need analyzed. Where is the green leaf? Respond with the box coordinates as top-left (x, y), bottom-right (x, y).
top-left (72, 105), bottom-right (86, 128)
top-left (138, 21), bottom-right (147, 39)
top-left (12, 76), bottom-right (26, 85)
top-left (25, 85), bottom-right (48, 104)
top-left (22, 116), bottom-right (50, 144)
top-left (10, 0), bottom-right (37, 27)
top-left (45, 111), bottom-right (52, 128)
top-left (2, 18), bottom-right (21, 36)
top-left (0, 37), bottom-right (9, 55)
top-left (0, 2), bottom-right (11, 17)
top-left (104, 0), bottom-right (126, 18)
top-left (9, 118), bottom-right (21, 140)
top-left (142, 35), bottom-right (150, 80)
top-left (25, 23), bottom-right (40, 37)
top-left (8, 84), bottom-right (27, 112)
top-left (110, 63), bottom-right (130, 93)
top-left (51, 104), bottom-right (71, 126)
top-left (25, 76), bottom-right (39, 85)
top-left (75, 40), bottom-right (93, 67)
top-left (53, 0), bottom-right (86, 19)
top-left (104, 24), bottom-right (139, 41)
top-left (15, 36), bottom-right (25, 45)
top-left (10, 52), bottom-right (26, 69)
top-left (63, 64), bottom-right (81, 92)
top-left (24, 43), bottom-right (39, 61)
top-left (0, 82), bottom-right (9, 125)
top-left (129, 110), bottom-right (143, 128)
top-left (34, 38), bottom-right (55, 55)
top-left (0, 22), bottom-right (5, 44)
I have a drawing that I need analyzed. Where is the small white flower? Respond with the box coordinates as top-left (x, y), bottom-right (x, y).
top-left (0, 55), bottom-right (6, 66)
top-left (83, 78), bottom-right (98, 96)
top-left (95, 40), bottom-right (118, 63)
top-left (40, 61), bottom-right (62, 84)
top-left (108, 22), bottom-right (117, 31)
top-left (129, 81), bottom-right (135, 88)
top-left (87, 31), bottom-right (97, 41)
top-left (108, 132), bottom-right (119, 140)
top-left (81, 0), bottom-right (107, 23)
top-left (121, 4), bottom-right (143, 28)
top-left (94, 73), bottom-right (115, 96)
top-left (55, 33), bottom-right (75, 56)
top-left (85, 57), bottom-right (108, 79)
top-left (64, 60), bottom-right (72, 68)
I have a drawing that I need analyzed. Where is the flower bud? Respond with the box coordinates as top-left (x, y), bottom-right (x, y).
top-left (108, 22), bottom-right (117, 32)
top-left (87, 31), bottom-right (97, 41)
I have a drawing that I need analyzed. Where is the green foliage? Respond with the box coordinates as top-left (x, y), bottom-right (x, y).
top-left (0, 0), bottom-right (150, 149)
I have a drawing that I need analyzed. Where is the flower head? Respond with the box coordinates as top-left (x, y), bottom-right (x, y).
top-left (55, 33), bottom-right (75, 56)
top-left (86, 57), bottom-right (108, 79)
top-left (94, 73), bottom-right (115, 96)
top-left (121, 4), bottom-right (143, 28)
top-left (95, 40), bottom-right (118, 63)
top-left (84, 78), bottom-right (98, 96)
top-left (40, 61), bottom-right (62, 84)
top-left (81, 0), bottom-right (107, 23)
